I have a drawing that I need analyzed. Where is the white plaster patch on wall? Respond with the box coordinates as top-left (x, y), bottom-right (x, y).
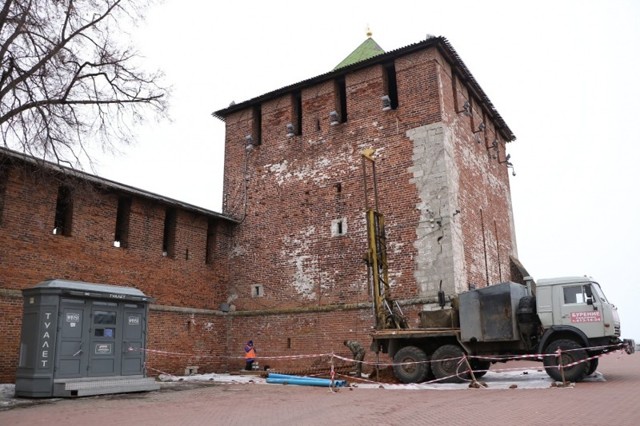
top-left (388, 271), bottom-right (402, 290)
top-left (388, 241), bottom-right (405, 255)
top-left (282, 226), bottom-right (314, 256)
top-left (281, 226), bottom-right (335, 300)
top-left (458, 140), bottom-right (485, 173)
top-left (230, 244), bottom-right (247, 258)
top-left (486, 170), bottom-right (509, 193)
top-left (264, 152), bottom-right (359, 187)
top-left (408, 123), bottom-right (465, 299)
top-left (318, 268), bottom-right (335, 295)
top-left (291, 255), bottom-right (317, 300)
top-left (266, 160), bottom-right (289, 175)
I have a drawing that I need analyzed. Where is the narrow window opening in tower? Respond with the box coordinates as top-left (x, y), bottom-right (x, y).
top-left (162, 207), bottom-right (176, 258)
top-left (293, 91), bottom-right (303, 136)
top-left (336, 77), bottom-right (347, 123)
top-left (53, 185), bottom-right (74, 236)
top-left (252, 285), bottom-right (264, 297)
top-left (252, 104), bottom-right (262, 145)
top-left (114, 196), bottom-right (131, 248)
top-left (332, 218), bottom-right (347, 237)
top-left (384, 62), bottom-right (399, 109)
top-left (0, 165), bottom-right (8, 226)
top-left (205, 218), bottom-right (217, 265)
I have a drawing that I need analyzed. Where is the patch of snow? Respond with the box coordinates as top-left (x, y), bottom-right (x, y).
top-left (0, 383), bottom-right (15, 405)
top-left (157, 373), bottom-right (266, 385)
top-left (158, 367), bottom-right (605, 390)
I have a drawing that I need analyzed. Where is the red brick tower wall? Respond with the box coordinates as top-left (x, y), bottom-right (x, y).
top-left (219, 44), bottom-right (517, 360)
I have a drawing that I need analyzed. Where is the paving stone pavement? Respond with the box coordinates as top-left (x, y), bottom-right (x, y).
top-left (1, 352), bottom-right (638, 426)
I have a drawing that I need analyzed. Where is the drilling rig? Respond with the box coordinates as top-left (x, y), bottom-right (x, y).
top-left (360, 149), bottom-right (633, 384)
top-left (361, 148), bottom-right (407, 330)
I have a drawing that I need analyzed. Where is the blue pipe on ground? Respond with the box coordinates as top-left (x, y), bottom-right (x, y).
top-left (266, 373), bottom-right (347, 387)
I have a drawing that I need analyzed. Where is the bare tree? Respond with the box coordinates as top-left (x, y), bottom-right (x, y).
top-left (0, 0), bottom-right (168, 168)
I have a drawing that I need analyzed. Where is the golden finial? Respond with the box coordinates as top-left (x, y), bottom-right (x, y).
top-left (366, 25), bottom-right (372, 38)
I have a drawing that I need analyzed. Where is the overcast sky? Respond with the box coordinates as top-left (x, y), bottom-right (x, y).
top-left (93, 0), bottom-right (640, 341)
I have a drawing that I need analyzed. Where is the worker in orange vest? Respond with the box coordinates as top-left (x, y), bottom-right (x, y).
top-left (244, 340), bottom-right (256, 371)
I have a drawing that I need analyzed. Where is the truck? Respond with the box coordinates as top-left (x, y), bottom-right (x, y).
top-left (360, 150), bottom-right (635, 384)
top-left (370, 276), bottom-right (635, 383)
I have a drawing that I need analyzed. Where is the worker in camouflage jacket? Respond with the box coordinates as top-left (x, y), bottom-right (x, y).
top-left (344, 340), bottom-right (365, 377)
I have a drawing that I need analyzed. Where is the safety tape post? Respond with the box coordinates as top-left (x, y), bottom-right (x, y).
top-left (462, 355), bottom-right (481, 387)
top-left (329, 353), bottom-right (336, 393)
top-left (556, 348), bottom-right (567, 384)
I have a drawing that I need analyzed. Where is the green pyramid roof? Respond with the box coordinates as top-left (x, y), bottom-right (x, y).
top-left (334, 37), bottom-right (385, 70)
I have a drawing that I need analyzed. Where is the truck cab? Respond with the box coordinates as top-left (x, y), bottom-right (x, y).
top-left (535, 276), bottom-right (621, 343)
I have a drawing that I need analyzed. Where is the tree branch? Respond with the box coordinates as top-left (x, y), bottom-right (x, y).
top-left (0, 0), bottom-right (168, 167)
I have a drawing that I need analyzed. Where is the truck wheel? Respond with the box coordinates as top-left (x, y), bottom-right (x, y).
top-left (470, 358), bottom-right (491, 378)
top-left (392, 346), bottom-right (430, 384)
top-left (543, 339), bottom-right (588, 382)
top-left (431, 344), bottom-right (469, 383)
top-left (586, 358), bottom-right (599, 376)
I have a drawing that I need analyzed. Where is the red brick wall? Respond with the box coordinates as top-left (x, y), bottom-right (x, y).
top-left (225, 308), bottom-right (383, 373)
top-left (145, 309), bottom-right (227, 376)
top-left (0, 161), bottom-right (230, 381)
top-left (0, 164), bottom-right (228, 305)
top-left (0, 294), bottom-right (22, 382)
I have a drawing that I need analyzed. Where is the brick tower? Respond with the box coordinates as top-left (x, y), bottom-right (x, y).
top-left (213, 34), bottom-right (519, 357)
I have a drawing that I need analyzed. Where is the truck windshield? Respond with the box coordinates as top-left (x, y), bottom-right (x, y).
top-left (591, 282), bottom-right (608, 303)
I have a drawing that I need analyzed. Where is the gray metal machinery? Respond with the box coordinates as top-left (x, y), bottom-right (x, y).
top-left (15, 279), bottom-right (159, 397)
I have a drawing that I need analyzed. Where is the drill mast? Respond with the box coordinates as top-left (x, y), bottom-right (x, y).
top-left (361, 149), bottom-right (407, 329)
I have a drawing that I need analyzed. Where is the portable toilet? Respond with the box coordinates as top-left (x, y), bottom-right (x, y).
top-left (15, 279), bottom-right (160, 397)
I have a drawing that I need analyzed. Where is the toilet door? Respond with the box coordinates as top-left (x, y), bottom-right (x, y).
top-left (121, 303), bottom-right (146, 375)
top-left (56, 298), bottom-right (89, 378)
top-left (88, 301), bottom-right (120, 376)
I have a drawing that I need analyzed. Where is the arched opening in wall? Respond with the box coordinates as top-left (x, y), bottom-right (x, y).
top-left (162, 207), bottom-right (176, 258)
top-left (114, 196), bottom-right (131, 248)
top-left (53, 185), bottom-right (74, 236)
